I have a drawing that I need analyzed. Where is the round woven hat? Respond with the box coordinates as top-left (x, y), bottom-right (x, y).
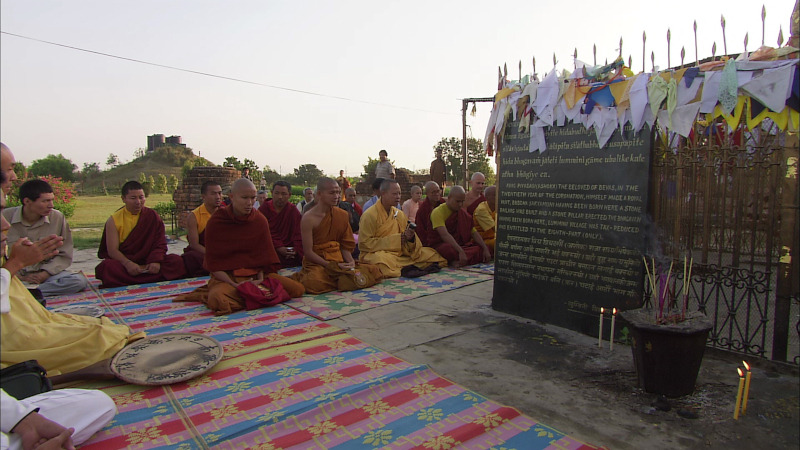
top-left (110, 333), bottom-right (223, 385)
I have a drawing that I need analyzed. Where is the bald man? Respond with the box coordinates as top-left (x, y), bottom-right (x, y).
top-left (472, 185), bottom-right (497, 253)
top-left (291, 178), bottom-right (381, 294)
top-left (1, 143), bottom-right (19, 195)
top-left (415, 181), bottom-right (445, 247)
top-left (428, 186), bottom-right (491, 268)
top-left (464, 172), bottom-right (487, 215)
top-left (176, 179), bottom-right (304, 315)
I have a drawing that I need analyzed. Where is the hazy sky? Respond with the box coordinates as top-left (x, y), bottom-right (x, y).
top-left (1, 1), bottom-right (793, 177)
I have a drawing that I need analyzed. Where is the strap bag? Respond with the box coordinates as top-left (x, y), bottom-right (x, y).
top-left (0, 360), bottom-right (53, 400)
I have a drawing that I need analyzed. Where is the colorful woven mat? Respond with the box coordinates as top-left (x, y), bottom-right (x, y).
top-left (460, 262), bottom-right (495, 275)
top-left (285, 268), bottom-right (494, 320)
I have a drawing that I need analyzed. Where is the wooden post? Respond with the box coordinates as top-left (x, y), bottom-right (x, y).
top-left (462, 99), bottom-right (469, 188)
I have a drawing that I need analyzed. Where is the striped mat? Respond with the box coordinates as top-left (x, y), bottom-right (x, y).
top-left (50, 277), bottom-right (601, 449)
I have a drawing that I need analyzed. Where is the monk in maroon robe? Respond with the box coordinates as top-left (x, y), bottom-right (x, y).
top-left (416, 181), bottom-right (445, 247)
top-left (176, 179), bottom-right (304, 315)
top-left (258, 181), bottom-right (303, 267)
top-left (96, 181), bottom-right (186, 288)
top-left (182, 181), bottom-right (223, 277)
top-left (427, 186), bottom-right (492, 268)
top-left (464, 172), bottom-right (487, 215)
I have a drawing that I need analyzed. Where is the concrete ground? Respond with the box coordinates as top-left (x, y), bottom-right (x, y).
top-left (70, 242), bottom-right (799, 449)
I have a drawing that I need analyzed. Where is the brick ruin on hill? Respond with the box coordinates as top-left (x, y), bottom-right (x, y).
top-left (172, 166), bottom-right (239, 228)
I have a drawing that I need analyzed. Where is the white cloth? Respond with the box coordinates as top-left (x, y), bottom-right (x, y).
top-left (741, 64), bottom-right (795, 113)
top-left (1, 269), bottom-right (9, 314)
top-left (1, 388), bottom-right (116, 449)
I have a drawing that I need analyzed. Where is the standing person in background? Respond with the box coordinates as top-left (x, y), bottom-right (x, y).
top-left (430, 148), bottom-right (447, 188)
top-left (241, 167), bottom-right (252, 181)
top-left (401, 185), bottom-right (423, 224)
top-left (374, 150), bottom-right (395, 180)
top-left (297, 188), bottom-right (314, 214)
top-left (336, 170), bottom-right (350, 201)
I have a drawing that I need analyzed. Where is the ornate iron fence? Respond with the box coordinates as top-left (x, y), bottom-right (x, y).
top-left (648, 116), bottom-right (799, 364)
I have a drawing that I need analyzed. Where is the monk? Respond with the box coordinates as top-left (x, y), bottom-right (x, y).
top-left (336, 170), bottom-right (350, 201)
top-left (258, 180), bottom-right (303, 268)
top-left (96, 181), bottom-right (186, 288)
top-left (344, 187), bottom-right (363, 217)
top-left (359, 179), bottom-right (446, 278)
top-left (416, 181), bottom-right (445, 247)
top-left (176, 179), bottom-right (304, 315)
top-left (292, 178), bottom-right (382, 294)
top-left (1, 170), bottom-right (139, 375)
top-left (464, 172), bottom-right (487, 215)
top-left (472, 185), bottom-right (497, 253)
top-left (182, 181), bottom-right (223, 277)
top-left (1, 143), bottom-right (19, 195)
top-left (428, 186), bottom-right (492, 268)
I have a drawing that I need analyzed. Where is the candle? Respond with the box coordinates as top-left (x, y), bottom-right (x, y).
top-left (734, 368), bottom-right (744, 420)
top-left (598, 307), bottom-right (604, 348)
top-left (742, 361), bottom-right (752, 414)
top-left (610, 308), bottom-right (617, 350)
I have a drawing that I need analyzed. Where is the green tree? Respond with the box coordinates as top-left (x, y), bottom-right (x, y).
top-left (138, 172), bottom-right (148, 184)
top-left (292, 164), bottom-right (325, 187)
top-left (168, 174), bottom-right (179, 193)
top-left (28, 154), bottom-right (77, 181)
top-left (223, 156), bottom-right (242, 169)
top-left (13, 161), bottom-right (27, 181)
top-left (181, 157), bottom-right (213, 178)
top-left (133, 148), bottom-right (145, 159)
top-left (106, 153), bottom-right (119, 168)
top-left (148, 175), bottom-right (156, 193)
top-left (433, 137), bottom-right (494, 186)
top-left (156, 174), bottom-right (168, 193)
top-left (362, 156), bottom-right (395, 178)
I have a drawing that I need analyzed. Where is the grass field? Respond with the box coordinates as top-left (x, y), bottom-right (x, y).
top-left (70, 194), bottom-right (174, 249)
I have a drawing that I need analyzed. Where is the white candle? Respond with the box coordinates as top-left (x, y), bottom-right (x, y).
top-left (610, 308), bottom-right (617, 350)
top-left (598, 307), bottom-right (604, 348)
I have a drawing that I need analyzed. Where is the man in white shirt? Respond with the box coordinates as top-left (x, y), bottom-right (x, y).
top-left (373, 150), bottom-right (395, 180)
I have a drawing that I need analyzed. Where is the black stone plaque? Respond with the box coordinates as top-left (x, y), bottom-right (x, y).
top-left (493, 119), bottom-right (651, 336)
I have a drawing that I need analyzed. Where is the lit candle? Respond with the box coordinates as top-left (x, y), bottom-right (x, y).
top-left (610, 308), bottom-right (617, 350)
top-left (598, 307), bottom-right (604, 348)
top-left (742, 361), bottom-right (752, 414)
top-left (734, 368), bottom-right (744, 420)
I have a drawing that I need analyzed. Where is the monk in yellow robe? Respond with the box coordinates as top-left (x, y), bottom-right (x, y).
top-left (1, 176), bottom-right (137, 375)
top-left (472, 185), bottom-right (497, 252)
top-left (292, 178), bottom-right (382, 294)
top-left (359, 179), bottom-right (446, 278)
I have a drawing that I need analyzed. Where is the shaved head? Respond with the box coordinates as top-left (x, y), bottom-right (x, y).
top-left (424, 180), bottom-right (442, 203)
top-left (424, 181), bottom-right (439, 192)
top-left (231, 178), bottom-right (256, 193)
top-left (1, 143), bottom-right (18, 194)
top-left (446, 186), bottom-right (466, 211)
top-left (485, 185), bottom-right (497, 211)
top-left (469, 172), bottom-right (486, 194)
top-left (316, 177), bottom-right (338, 193)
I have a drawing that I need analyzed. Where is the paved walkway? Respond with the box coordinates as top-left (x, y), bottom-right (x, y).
top-left (70, 243), bottom-right (799, 449)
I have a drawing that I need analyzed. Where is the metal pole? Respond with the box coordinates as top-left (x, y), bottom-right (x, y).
top-left (462, 99), bottom-right (468, 188)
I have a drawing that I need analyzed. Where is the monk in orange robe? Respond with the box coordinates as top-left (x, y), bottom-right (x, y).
top-left (428, 186), bottom-right (492, 268)
top-left (258, 180), bottom-right (303, 268)
top-left (182, 181), bottom-right (223, 277)
top-left (292, 178), bottom-right (382, 294)
top-left (96, 181), bottom-right (186, 288)
top-left (416, 181), bottom-right (445, 247)
top-left (176, 179), bottom-right (304, 315)
top-left (472, 185), bottom-right (497, 253)
top-left (463, 172), bottom-right (487, 215)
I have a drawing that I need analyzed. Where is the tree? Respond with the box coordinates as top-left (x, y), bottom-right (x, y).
top-left (106, 153), bottom-right (120, 168)
top-left (133, 148), bottom-right (145, 159)
top-left (433, 137), bottom-right (495, 186)
top-left (81, 162), bottom-right (101, 185)
top-left (223, 156), bottom-right (242, 169)
top-left (168, 174), bottom-right (179, 193)
top-left (148, 175), bottom-right (156, 193)
top-left (292, 164), bottom-right (325, 187)
top-left (28, 154), bottom-right (77, 181)
top-left (362, 156), bottom-right (395, 178)
top-left (138, 172), bottom-right (148, 184)
top-left (262, 165), bottom-right (281, 187)
top-left (156, 174), bottom-right (168, 193)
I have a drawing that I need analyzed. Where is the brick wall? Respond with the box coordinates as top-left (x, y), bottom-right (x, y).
top-left (356, 168), bottom-right (424, 206)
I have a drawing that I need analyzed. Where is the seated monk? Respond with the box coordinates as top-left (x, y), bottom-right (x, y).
top-left (359, 179), bottom-right (446, 278)
top-left (258, 180), bottom-right (303, 268)
top-left (182, 181), bottom-right (223, 277)
top-left (416, 181), bottom-right (445, 247)
top-left (95, 181), bottom-right (186, 288)
top-left (176, 179), bottom-right (304, 315)
top-left (1, 177), bottom-right (140, 375)
top-left (472, 185), bottom-right (497, 253)
top-left (428, 186), bottom-right (492, 268)
top-left (464, 172), bottom-right (487, 215)
top-left (292, 177), bottom-right (382, 294)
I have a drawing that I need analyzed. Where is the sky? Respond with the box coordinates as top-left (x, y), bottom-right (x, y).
top-left (1, 0), bottom-right (794, 178)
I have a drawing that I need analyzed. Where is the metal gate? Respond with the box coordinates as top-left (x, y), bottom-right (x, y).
top-left (648, 115), bottom-right (799, 364)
